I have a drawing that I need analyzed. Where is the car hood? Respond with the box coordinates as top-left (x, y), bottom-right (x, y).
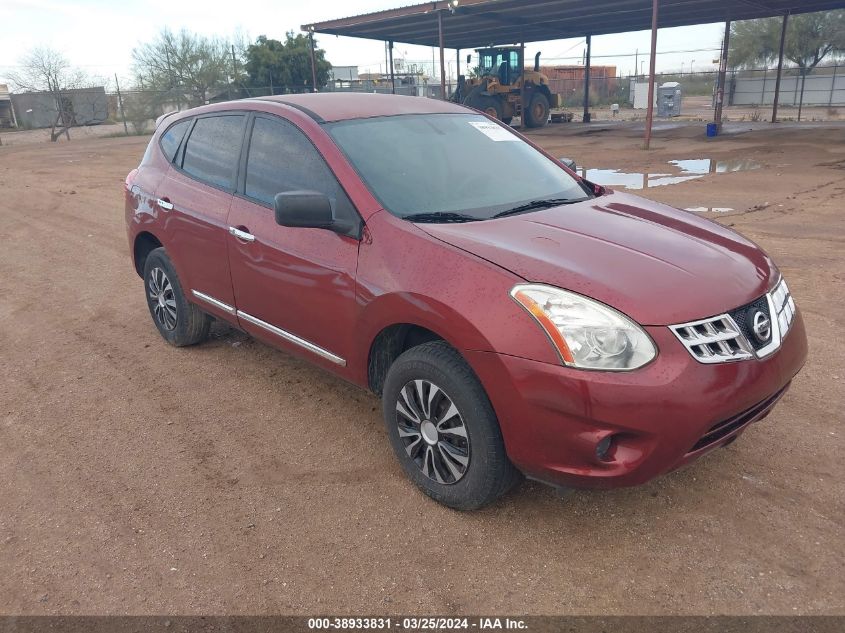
top-left (417, 191), bottom-right (777, 325)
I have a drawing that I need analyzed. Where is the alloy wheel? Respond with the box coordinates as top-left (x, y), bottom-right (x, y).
top-left (148, 267), bottom-right (177, 331)
top-left (395, 379), bottom-right (470, 484)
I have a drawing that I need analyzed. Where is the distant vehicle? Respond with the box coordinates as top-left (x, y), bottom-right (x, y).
top-left (452, 47), bottom-right (561, 127)
top-left (124, 93), bottom-right (806, 510)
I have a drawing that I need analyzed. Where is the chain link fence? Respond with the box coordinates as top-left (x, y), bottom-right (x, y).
top-left (105, 64), bottom-right (843, 131)
top-left (4, 62), bottom-right (843, 140)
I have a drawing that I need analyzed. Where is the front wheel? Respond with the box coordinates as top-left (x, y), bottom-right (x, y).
top-left (465, 91), bottom-right (504, 121)
top-left (382, 341), bottom-right (520, 510)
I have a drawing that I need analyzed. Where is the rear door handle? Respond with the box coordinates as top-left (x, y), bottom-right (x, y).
top-left (156, 198), bottom-right (174, 211)
top-left (229, 226), bottom-right (255, 242)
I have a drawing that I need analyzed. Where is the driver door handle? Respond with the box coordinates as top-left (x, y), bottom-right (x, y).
top-left (229, 226), bottom-right (255, 242)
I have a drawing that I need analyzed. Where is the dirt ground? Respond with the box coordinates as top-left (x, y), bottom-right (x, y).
top-left (0, 121), bottom-right (843, 616)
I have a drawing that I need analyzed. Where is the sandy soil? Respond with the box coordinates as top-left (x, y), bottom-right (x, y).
top-left (0, 122), bottom-right (843, 616)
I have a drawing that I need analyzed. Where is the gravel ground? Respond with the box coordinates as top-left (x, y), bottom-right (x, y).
top-left (0, 121), bottom-right (843, 615)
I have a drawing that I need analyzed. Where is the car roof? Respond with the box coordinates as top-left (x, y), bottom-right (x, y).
top-left (255, 92), bottom-right (470, 122)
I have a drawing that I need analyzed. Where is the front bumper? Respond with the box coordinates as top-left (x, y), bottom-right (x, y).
top-left (465, 310), bottom-right (808, 489)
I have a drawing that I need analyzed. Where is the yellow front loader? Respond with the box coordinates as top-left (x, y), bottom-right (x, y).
top-left (451, 47), bottom-right (562, 128)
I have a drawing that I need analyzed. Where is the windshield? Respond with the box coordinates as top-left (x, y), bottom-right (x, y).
top-left (325, 113), bottom-right (591, 221)
top-left (479, 49), bottom-right (519, 76)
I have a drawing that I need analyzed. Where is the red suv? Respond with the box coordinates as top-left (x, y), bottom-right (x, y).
top-left (125, 94), bottom-right (807, 510)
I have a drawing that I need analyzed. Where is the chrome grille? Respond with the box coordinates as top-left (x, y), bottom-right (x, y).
top-left (670, 277), bottom-right (797, 364)
top-left (771, 278), bottom-right (796, 339)
top-left (670, 314), bottom-right (754, 363)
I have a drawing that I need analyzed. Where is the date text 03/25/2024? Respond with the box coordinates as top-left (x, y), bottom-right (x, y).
top-left (307, 617), bottom-right (527, 630)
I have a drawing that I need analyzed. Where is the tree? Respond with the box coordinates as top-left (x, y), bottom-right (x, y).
top-left (121, 91), bottom-right (158, 134)
top-left (244, 33), bottom-right (331, 94)
top-left (131, 28), bottom-right (242, 107)
top-left (8, 46), bottom-right (99, 141)
top-left (731, 11), bottom-right (845, 71)
top-left (730, 10), bottom-right (845, 117)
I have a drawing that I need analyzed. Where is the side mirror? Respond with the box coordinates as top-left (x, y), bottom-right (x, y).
top-left (274, 190), bottom-right (334, 229)
top-left (558, 157), bottom-right (577, 171)
top-left (466, 54), bottom-right (472, 65)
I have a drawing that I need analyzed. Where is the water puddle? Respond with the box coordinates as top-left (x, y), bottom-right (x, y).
top-left (670, 158), bottom-right (762, 175)
top-left (685, 206), bottom-right (735, 213)
top-left (581, 158), bottom-right (761, 190)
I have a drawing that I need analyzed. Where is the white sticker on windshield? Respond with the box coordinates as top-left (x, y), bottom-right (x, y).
top-left (468, 120), bottom-right (519, 141)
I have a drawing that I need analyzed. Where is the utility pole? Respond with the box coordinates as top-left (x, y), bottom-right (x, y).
top-left (432, 47), bottom-right (436, 87)
top-left (114, 74), bottom-right (129, 135)
top-left (388, 40), bottom-right (396, 94)
top-left (231, 44), bottom-right (246, 98)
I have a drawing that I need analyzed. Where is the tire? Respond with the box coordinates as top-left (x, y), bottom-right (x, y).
top-left (524, 91), bottom-right (550, 128)
top-left (143, 247), bottom-right (211, 347)
top-left (465, 91), bottom-right (504, 121)
top-left (382, 341), bottom-right (520, 510)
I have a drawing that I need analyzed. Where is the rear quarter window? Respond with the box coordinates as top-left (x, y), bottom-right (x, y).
top-left (159, 119), bottom-right (192, 162)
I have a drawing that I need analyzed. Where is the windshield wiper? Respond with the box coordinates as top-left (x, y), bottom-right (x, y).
top-left (493, 197), bottom-right (585, 219)
top-left (403, 212), bottom-right (479, 224)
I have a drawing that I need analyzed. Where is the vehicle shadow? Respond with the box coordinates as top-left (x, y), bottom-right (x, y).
top-left (199, 319), bottom-right (766, 523)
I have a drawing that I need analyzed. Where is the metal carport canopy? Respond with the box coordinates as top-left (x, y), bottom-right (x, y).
top-left (302, 0), bottom-right (844, 50)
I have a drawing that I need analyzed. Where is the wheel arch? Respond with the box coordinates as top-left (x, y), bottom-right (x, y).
top-left (361, 294), bottom-right (497, 396)
top-left (367, 323), bottom-right (446, 395)
top-left (133, 231), bottom-right (163, 277)
top-left (537, 83), bottom-right (553, 100)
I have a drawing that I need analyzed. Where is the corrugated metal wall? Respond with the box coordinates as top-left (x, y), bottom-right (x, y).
top-left (10, 88), bottom-right (108, 129)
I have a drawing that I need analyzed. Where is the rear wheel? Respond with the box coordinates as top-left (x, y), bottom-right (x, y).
top-left (382, 341), bottom-right (520, 510)
top-left (524, 91), bottom-right (550, 128)
top-left (143, 248), bottom-right (211, 347)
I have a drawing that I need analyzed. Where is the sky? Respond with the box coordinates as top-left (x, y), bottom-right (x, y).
top-left (1, 0), bottom-right (727, 89)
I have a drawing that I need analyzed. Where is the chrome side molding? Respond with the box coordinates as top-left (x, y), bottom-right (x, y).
top-left (189, 290), bottom-right (346, 366)
top-left (237, 310), bottom-right (346, 367)
top-left (191, 290), bottom-right (236, 315)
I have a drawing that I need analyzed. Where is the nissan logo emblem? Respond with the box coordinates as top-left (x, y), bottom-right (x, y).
top-left (751, 310), bottom-right (772, 343)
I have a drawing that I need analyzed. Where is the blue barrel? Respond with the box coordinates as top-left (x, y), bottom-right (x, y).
top-left (706, 123), bottom-right (718, 137)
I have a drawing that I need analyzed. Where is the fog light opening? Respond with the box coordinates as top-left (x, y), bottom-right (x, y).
top-left (595, 434), bottom-right (616, 462)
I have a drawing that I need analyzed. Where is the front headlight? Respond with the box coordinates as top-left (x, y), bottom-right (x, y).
top-left (510, 284), bottom-right (657, 371)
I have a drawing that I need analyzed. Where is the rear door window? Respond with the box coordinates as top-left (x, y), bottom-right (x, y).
top-left (181, 114), bottom-right (246, 190)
